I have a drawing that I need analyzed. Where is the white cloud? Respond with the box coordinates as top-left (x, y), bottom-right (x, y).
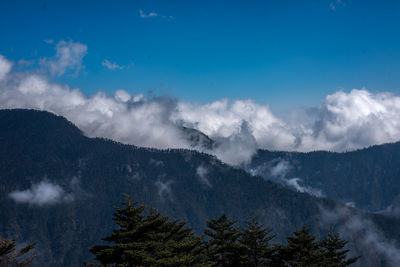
top-left (210, 121), bottom-right (258, 165)
top-left (173, 99), bottom-right (297, 153)
top-left (18, 75), bottom-right (49, 95)
top-left (114, 89), bottom-right (131, 102)
top-left (139, 9), bottom-right (159, 18)
top-left (301, 89), bottom-right (400, 152)
top-left (132, 94), bottom-right (144, 102)
top-left (3, 51), bottom-right (400, 165)
top-left (0, 55), bottom-right (12, 81)
top-left (9, 180), bottom-right (73, 206)
top-left (0, 69), bottom-right (188, 149)
top-left (40, 40), bottom-right (87, 76)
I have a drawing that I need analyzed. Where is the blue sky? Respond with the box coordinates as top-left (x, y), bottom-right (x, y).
top-left (1, 0), bottom-right (400, 111)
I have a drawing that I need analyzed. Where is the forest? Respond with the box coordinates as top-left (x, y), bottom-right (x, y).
top-left (1, 110), bottom-right (397, 266)
top-left (1, 194), bottom-right (358, 267)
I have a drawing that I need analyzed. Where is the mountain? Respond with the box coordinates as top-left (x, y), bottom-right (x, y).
top-left (1, 109), bottom-right (400, 266)
top-left (182, 126), bottom-right (216, 150)
top-left (247, 145), bottom-right (400, 216)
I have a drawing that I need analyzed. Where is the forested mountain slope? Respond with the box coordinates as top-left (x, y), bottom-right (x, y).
top-left (248, 144), bottom-right (400, 215)
top-left (0, 109), bottom-right (399, 266)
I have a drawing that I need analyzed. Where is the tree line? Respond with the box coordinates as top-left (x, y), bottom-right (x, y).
top-left (83, 195), bottom-right (359, 267)
top-left (0, 194), bottom-right (359, 266)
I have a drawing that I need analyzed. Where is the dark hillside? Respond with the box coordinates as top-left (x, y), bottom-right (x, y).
top-left (249, 144), bottom-right (400, 214)
top-left (0, 109), bottom-right (399, 266)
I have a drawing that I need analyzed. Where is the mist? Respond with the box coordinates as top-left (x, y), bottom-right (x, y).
top-left (320, 205), bottom-right (400, 267)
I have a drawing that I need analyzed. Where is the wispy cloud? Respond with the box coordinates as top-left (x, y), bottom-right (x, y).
top-left (9, 180), bottom-right (74, 206)
top-left (139, 9), bottom-right (173, 19)
top-left (17, 59), bottom-right (35, 68)
top-left (101, 59), bottom-right (121, 70)
top-left (330, 0), bottom-right (345, 11)
top-left (196, 165), bottom-right (211, 187)
top-left (40, 40), bottom-right (87, 77)
top-left (155, 179), bottom-right (174, 201)
top-left (101, 59), bottom-right (134, 70)
top-left (251, 159), bottom-right (324, 197)
top-left (139, 9), bottom-right (159, 18)
top-left (286, 177), bottom-right (324, 197)
top-left (43, 39), bottom-right (54, 44)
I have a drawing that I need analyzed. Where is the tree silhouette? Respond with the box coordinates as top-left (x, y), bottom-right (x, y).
top-left (239, 216), bottom-right (276, 267)
top-left (85, 195), bottom-right (205, 266)
top-left (279, 226), bottom-right (325, 267)
top-left (0, 233), bottom-right (36, 266)
top-left (204, 214), bottom-right (245, 267)
top-left (320, 227), bottom-right (359, 266)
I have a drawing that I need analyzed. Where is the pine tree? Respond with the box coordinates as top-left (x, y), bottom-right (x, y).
top-left (320, 227), bottom-right (359, 267)
top-left (84, 194), bottom-right (148, 266)
top-left (0, 233), bottom-right (36, 266)
top-left (140, 208), bottom-right (206, 266)
top-left (204, 214), bottom-right (245, 267)
top-left (85, 195), bottom-right (205, 267)
top-left (239, 216), bottom-right (276, 267)
top-left (279, 226), bottom-right (324, 267)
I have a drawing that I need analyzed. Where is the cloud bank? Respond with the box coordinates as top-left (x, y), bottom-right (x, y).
top-left (2, 49), bottom-right (400, 165)
top-left (9, 180), bottom-right (73, 206)
top-left (302, 89), bottom-right (400, 152)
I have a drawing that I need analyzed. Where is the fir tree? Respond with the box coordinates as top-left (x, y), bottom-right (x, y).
top-left (140, 208), bottom-right (206, 266)
top-left (320, 227), bottom-right (359, 266)
top-left (204, 214), bottom-right (245, 267)
top-left (279, 226), bottom-right (324, 267)
top-left (85, 195), bottom-right (205, 267)
top-left (239, 216), bottom-right (276, 267)
top-left (0, 233), bottom-right (36, 266)
top-left (84, 194), bottom-right (148, 266)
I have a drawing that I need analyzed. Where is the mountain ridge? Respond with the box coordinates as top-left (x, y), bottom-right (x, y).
top-left (1, 109), bottom-right (400, 266)
top-left (248, 142), bottom-right (400, 214)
